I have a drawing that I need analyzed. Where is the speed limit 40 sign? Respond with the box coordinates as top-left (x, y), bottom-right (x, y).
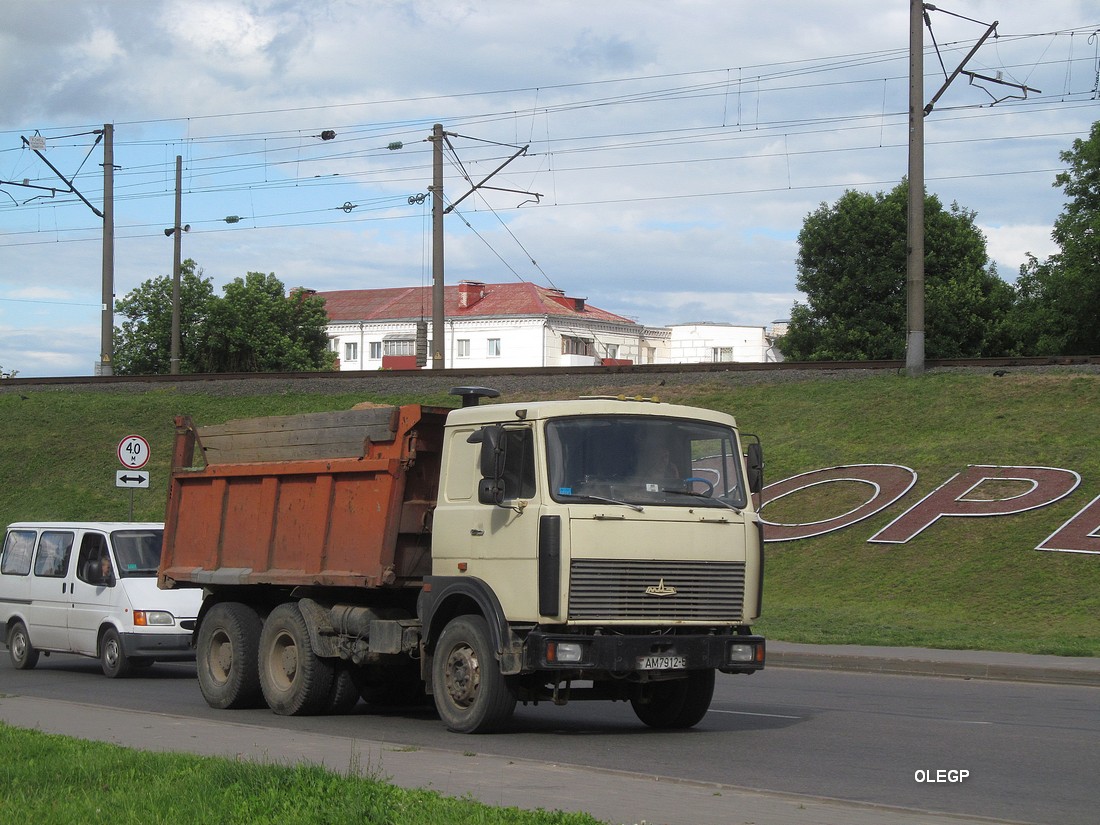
top-left (117, 435), bottom-right (150, 469)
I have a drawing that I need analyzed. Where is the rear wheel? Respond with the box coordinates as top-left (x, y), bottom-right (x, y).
top-left (259, 602), bottom-right (334, 716)
top-left (630, 669), bottom-right (715, 729)
top-left (8, 621), bottom-right (39, 670)
top-left (196, 602), bottom-right (264, 709)
top-left (326, 664), bottom-right (360, 714)
top-left (432, 615), bottom-right (516, 733)
top-left (100, 626), bottom-right (131, 678)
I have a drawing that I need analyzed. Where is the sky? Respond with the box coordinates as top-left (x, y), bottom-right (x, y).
top-left (1, 1), bottom-right (1098, 378)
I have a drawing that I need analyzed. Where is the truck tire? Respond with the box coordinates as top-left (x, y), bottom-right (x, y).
top-left (259, 602), bottom-right (334, 716)
top-left (8, 621), bottom-right (39, 670)
top-left (326, 664), bottom-right (360, 714)
top-left (196, 602), bottom-right (264, 709)
top-left (100, 626), bottom-right (132, 678)
top-left (432, 615), bottom-right (516, 733)
top-left (630, 669), bottom-right (715, 729)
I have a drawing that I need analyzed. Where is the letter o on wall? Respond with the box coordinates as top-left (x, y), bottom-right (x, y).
top-left (760, 464), bottom-right (918, 542)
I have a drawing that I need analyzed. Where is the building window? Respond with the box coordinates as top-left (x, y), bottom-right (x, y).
top-left (712, 347), bottom-right (734, 362)
top-left (369, 342), bottom-right (382, 360)
top-left (457, 339), bottom-right (471, 358)
top-left (329, 338), bottom-right (339, 352)
top-left (605, 344), bottom-right (619, 360)
top-left (344, 342), bottom-right (359, 362)
top-left (487, 338), bottom-right (501, 357)
top-left (562, 335), bottom-right (594, 356)
top-left (384, 339), bottom-right (415, 357)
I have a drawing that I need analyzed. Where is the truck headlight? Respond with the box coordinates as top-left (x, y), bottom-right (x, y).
top-left (546, 641), bottom-right (585, 663)
top-left (727, 642), bottom-right (756, 663)
top-left (134, 610), bottom-right (175, 627)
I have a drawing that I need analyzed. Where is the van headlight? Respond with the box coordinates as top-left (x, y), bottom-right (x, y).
top-left (134, 610), bottom-right (175, 626)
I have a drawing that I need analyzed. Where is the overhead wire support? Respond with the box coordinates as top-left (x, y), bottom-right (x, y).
top-left (16, 132), bottom-right (105, 217)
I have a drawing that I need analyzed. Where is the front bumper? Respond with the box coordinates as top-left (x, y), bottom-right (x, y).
top-left (120, 632), bottom-right (196, 661)
top-left (523, 630), bottom-right (765, 674)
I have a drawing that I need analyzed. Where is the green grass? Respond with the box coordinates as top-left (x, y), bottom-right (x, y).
top-left (0, 724), bottom-right (601, 825)
top-left (1, 372), bottom-right (1098, 657)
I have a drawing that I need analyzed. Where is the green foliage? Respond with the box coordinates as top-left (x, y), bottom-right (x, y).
top-left (113, 260), bottom-right (216, 375)
top-left (781, 181), bottom-right (1012, 361)
top-left (198, 275), bottom-right (337, 373)
top-left (114, 266), bottom-right (336, 375)
top-left (1006, 120), bottom-right (1100, 356)
top-left (0, 725), bottom-right (602, 825)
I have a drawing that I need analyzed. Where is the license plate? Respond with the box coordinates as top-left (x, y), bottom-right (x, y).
top-left (638, 655), bottom-right (686, 670)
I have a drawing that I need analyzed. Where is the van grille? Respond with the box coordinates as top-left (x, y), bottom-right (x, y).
top-left (568, 559), bottom-right (745, 621)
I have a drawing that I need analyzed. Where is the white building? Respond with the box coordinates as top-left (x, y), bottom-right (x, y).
top-left (318, 281), bottom-right (781, 370)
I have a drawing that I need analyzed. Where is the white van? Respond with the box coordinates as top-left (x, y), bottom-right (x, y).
top-left (0, 522), bottom-right (202, 678)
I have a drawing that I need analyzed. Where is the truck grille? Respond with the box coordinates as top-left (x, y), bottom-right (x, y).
top-left (568, 559), bottom-right (745, 621)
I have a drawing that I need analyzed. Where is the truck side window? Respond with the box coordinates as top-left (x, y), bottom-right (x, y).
top-left (1, 530), bottom-right (36, 576)
top-left (33, 531), bottom-right (75, 578)
top-left (501, 428), bottom-right (536, 499)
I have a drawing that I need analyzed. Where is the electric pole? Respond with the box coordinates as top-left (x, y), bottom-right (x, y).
top-left (431, 123), bottom-right (446, 369)
top-left (170, 155), bottom-right (183, 375)
top-left (100, 123), bottom-right (115, 376)
top-left (906, 0), bottom-right (925, 377)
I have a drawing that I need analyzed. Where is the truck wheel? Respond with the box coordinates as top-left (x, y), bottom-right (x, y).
top-left (8, 621), bottom-right (39, 670)
top-left (432, 615), bottom-right (516, 733)
top-left (630, 669), bottom-right (715, 729)
top-left (326, 664), bottom-right (360, 714)
top-left (100, 626), bottom-right (132, 678)
top-left (196, 602), bottom-right (264, 709)
top-left (259, 602), bottom-right (334, 716)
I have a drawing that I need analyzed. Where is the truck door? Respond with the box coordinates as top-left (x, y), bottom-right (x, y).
top-left (68, 531), bottom-right (117, 655)
top-left (27, 530), bottom-right (76, 651)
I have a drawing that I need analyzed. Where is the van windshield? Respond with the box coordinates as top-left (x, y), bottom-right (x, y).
top-left (546, 415), bottom-right (748, 510)
top-left (110, 529), bottom-right (164, 578)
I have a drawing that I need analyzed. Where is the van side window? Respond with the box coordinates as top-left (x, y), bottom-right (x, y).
top-left (76, 533), bottom-right (110, 584)
top-left (33, 531), bottom-right (75, 578)
top-left (1, 530), bottom-right (36, 576)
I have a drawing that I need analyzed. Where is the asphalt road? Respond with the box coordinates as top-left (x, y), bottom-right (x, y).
top-left (2, 653), bottom-right (1097, 824)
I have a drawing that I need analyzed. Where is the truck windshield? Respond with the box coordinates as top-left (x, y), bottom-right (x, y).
top-left (546, 415), bottom-right (748, 510)
top-left (110, 529), bottom-right (164, 578)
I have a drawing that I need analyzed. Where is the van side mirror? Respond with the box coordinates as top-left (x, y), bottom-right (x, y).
top-left (477, 425), bottom-right (507, 505)
top-left (745, 438), bottom-right (764, 495)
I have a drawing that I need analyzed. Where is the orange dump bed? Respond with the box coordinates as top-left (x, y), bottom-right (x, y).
top-left (159, 404), bottom-right (447, 591)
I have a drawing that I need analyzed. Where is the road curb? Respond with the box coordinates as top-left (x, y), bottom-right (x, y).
top-left (767, 642), bottom-right (1100, 687)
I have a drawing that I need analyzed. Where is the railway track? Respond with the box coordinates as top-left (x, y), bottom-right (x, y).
top-left (1, 355), bottom-right (1097, 390)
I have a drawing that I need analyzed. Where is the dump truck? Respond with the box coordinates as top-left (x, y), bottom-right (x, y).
top-left (158, 387), bottom-right (765, 733)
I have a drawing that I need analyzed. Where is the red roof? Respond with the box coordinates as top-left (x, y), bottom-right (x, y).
top-left (316, 282), bottom-right (636, 325)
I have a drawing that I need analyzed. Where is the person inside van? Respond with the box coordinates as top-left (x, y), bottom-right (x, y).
top-left (98, 554), bottom-right (113, 585)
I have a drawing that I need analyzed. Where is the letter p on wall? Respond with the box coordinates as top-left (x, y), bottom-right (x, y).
top-left (869, 466), bottom-right (1081, 544)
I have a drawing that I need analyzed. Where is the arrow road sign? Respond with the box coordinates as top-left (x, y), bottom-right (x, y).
top-left (116, 471), bottom-right (150, 488)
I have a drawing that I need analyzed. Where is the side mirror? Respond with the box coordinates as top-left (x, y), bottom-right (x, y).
top-left (477, 425), bottom-right (507, 505)
top-left (745, 438), bottom-right (764, 495)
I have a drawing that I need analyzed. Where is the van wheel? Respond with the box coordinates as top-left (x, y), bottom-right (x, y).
top-left (630, 669), bottom-right (715, 729)
top-left (432, 615), bottom-right (516, 733)
top-left (259, 602), bottom-right (334, 716)
top-left (196, 602), bottom-right (264, 709)
top-left (8, 621), bottom-right (39, 670)
top-left (100, 627), bottom-right (131, 678)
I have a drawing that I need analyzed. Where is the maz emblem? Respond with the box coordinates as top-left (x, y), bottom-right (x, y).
top-left (644, 578), bottom-right (677, 596)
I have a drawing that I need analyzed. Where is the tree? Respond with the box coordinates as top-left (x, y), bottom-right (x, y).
top-left (114, 265), bottom-right (336, 374)
top-left (196, 272), bottom-right (337, 373)
top-left (113, 259), bottom-right (215, 375)
top-left (1006, 121), bottom-right (1100, 355)
top-left (780, 181), bottom-right (1012, 361)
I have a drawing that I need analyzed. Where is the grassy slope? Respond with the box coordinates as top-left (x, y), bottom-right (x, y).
top-left (1, 372), bottom-right (1098, 656)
